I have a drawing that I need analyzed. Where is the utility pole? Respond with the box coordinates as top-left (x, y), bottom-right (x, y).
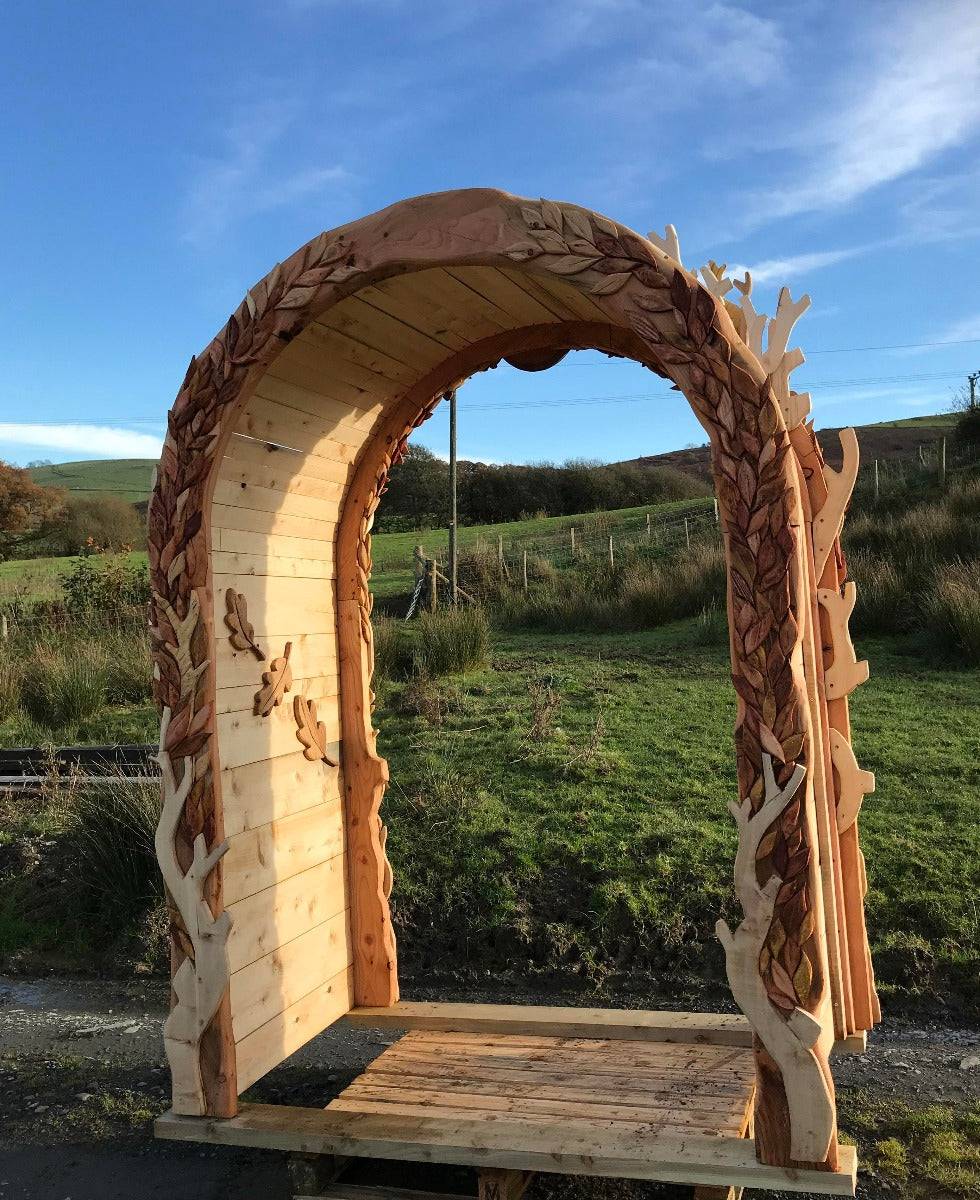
top-left (969, 370), bottom-right (979, 410)
top-left (446, 388), bottom-right (458, 604)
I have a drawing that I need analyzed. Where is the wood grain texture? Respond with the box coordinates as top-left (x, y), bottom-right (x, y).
top-left (156, 1103), bottom-right (858, 1195)
top-left (152, 190), bottom-right (850, 1158)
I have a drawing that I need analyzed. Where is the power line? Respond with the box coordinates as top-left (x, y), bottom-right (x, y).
top-left (569, 336), bottom-right (980, 362)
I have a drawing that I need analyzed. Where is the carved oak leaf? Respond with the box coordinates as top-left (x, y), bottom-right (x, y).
top-left (223, 589), bottom-right (264, 660)
top-left (253, 642), bottom-right (293, 717)
top-left (294, 694), bottom-right (337, 765)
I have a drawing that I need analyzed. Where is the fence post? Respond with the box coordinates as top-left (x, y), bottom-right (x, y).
top-left (608, 535), bottom-right (614, 568)
top-left (497, 534), bottom-right (504, 578)
top-left (646, 511), bottom-right (651, 543)
top-left (939, 437), bottom-right (946, 491)
top-left (0, 613), bottom-right (7, 642)
top-left (684, 517), bottom-right (691, 549)
top-left (713, 497), bottom-right (719, 524)
top-left (874, 459), bottom-right (880, 502)
top-left (428, 557), bottom-right (438, 612)
top-left (522, 549), bottom-right (528, 592)
top-left (570, 526), bottom-right (576, 555)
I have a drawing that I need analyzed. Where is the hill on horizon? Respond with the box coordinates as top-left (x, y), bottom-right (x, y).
top-left (23, 412), bottom-right (955, 504)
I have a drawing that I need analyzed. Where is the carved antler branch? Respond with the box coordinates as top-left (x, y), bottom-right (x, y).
top-left (153, 608), bottom-right (231, 1114)
top-left (647, 223), bottom-right (682, 266)
top-left (717, 755), bottom-right (835, 1164)
top-left (699, 260), bottom-right (733, 300)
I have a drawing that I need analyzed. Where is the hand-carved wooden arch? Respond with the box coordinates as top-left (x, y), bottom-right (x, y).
top-left (150, 189), bottom-right (878, 1173)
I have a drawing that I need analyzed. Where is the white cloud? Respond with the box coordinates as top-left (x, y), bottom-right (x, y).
top-left (0, 424), bottom-right (163, 459)
top-left (758, 1), bottom-right (980, 220)
top-left (180, 100), bottom-right (351, 244)
top-left (934, 313), bottom-right (980, 343)
top-left (731, 246), bottom-right (867, 285)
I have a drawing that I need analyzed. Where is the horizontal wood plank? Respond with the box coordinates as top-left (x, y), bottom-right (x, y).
top-left (217, 700), bottom-right (341, 771)
top-left (214, 673), bottom-right (338, 717)
top-left (215, 632), bottom-right (337, 689)
top-left (221, 752), bottom-right (342, 837)
top-left (155, 1104), bottom-right (857, 1194)
top-left (212, 524), bottom-right (340, 560)
top-left (345, 1003), bottom-right (753, 1047)
top-left (225, 854), bottom-right (348, 973)
top-left (230, 910), bottom-right (352, 1042)
top-left (223, 800), bottom-right (345, 905)
top-left (212, 502), bottom-right (337, 543)
top-left (234, 967), bottom-right (354, 1093)
top-left (213, 477), bottom-right (342, 523)
top-left (211, 551), bottom-right (334, 581)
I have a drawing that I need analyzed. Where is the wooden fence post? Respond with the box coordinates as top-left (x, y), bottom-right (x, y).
top-left (522, 550), bottom-right (528, 592)
top-left (684, 517), bottom-right (691, 549)
top-left (497, 534), bottom-right (504, 578)
top-left (570, 526), bottom-right (576, 555)
top-left (608, 535), bottom-right (614, 568)
top-left (646, 512), bottom-right (651, 542)
top-left (873, 459), bottom-right (879, 502)
top-left (713, 497), bottom-right (719, 524)
top-left (428, 558), bottom-right (438, 612)
top-left (939, 437), bottom-right (947, 490)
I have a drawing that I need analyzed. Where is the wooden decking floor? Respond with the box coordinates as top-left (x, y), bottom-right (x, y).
top-left (330, 1030), bottom-right (757, 1139)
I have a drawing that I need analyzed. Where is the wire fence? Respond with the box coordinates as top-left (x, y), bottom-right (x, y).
top-left (395, 499), bottom-right (722, 614)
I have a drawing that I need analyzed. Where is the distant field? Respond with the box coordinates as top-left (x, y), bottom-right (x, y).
top-left (0, 497), bottom-right (713, 606)
top-left (865, 413), bottom-right (958, 429)
top-left (28, 458), bottom-right (155, 503)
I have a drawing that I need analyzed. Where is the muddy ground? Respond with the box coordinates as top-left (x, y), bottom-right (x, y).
top-left (0, 974), bottom-right (977, 1200)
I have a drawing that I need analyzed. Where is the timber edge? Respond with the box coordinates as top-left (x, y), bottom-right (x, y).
top-left (155, 1104), bottom-right (857, 1197)
top-left (342, 1001), bottom-right (754, 1046)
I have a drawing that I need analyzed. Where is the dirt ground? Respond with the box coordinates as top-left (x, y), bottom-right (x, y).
top-left (1, 974), bottom-right (978, 1200)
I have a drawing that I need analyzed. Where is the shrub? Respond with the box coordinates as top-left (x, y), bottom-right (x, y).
top-left (47, 494), bottom-right (145, 556)
top-left (412, 606), bottom-right (490, 676)
top-left (0, 656), bottom-right (21, 720)
top-left (101, 625), bottom-right (153, 703)
top-left (20, 641), bottom-right (107, 731)
top-left (928, 560), bottom-right (980, 664)
top-left (848, 552), bottom-right (912, 635)
top-left (372, 615), bottom-right (410, 683)
top-left (62, 779), bottom-right (162, 918)
top-left (62, 554), bottom-right (149, 619)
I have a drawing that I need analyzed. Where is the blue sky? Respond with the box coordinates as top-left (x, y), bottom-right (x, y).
top-left (1, 0), bottom-right (979, 468)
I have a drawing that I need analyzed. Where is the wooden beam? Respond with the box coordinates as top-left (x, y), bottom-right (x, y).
top-left (155, 1104), bottom-right (857, 1195)
top-left (343, 1002), bottom-right (753, 1047)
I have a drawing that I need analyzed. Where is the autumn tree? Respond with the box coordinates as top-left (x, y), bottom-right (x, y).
top-left (0, 460), bottom-right (66, 558)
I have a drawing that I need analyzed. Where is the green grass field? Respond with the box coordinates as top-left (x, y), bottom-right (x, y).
top-left (27, 458), bottom-right (156, 503)
top-left (0, 497), bottom-right (712, 607)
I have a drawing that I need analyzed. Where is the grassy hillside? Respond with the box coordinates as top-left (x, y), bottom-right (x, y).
top-left (28, 458), bottom-right (156, 503)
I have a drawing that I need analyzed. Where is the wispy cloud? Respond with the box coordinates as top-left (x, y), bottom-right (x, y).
top-left (180, 100), bottom-right (352, 244)
top-left (934, 313), bottom-right (980, 343)
top-left (731, 246), bottom-right (868, 285)
top-left (756, 1), bottom-right (980, 221)
top-left (0, 424), bottom-right (163, 459)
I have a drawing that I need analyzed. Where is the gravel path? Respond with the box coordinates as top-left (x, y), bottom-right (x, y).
top-left (1, 975), bottom-right (977, 1200)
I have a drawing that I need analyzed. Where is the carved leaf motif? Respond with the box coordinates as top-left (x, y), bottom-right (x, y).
top-left (223, 589), bottom-right (264, 660)
top-left (294, 695), bottom-right (337, 765)
top-left (591, 271), bottom-right (633, 295)
top-left (542, 254), bottom-right (599, 275)
top-left (253, 642), bottom-right (293, 717)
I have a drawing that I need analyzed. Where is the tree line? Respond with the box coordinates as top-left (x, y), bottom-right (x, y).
top-left (375, 445), bottom-right (710, 532)
top-left (0, 460), bottom-right (145, 559)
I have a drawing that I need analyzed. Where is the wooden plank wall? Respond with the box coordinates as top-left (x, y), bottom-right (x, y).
top-left (210, 320), bottom-right (388, 1091)
top-left (207, 265), bottom-right (624, 1091)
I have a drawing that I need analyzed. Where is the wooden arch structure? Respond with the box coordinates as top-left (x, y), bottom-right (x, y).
top-left (152, 189), bottom-right (877, 1194)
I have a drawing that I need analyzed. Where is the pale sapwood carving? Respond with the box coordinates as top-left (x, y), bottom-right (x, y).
top-left (817, 585), bottom-right (869, 700)
top-left (812, 429), bottom-right (859, 580)
top-left (829, 730), bottom-right (875, 833)
top-left (223, 588), bottom-right (265, 660)
top-left (717, 755), bottom-right (836, 1164)
top-left (737, 284), bottom-right (812, 429)
top-left (253, 642), bottom-right (293, 716)
top-left (647, 223), bottom-right (683, 265)
top-left (154, 703), bottom-right (231, 1115)
top-left (294, 694), bottom-right (338, 765)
